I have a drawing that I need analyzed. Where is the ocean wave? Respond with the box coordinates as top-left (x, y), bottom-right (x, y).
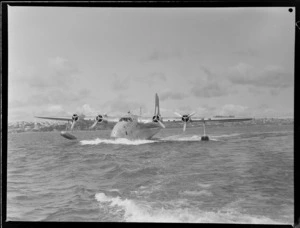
top-left (197, 183), bottom-right (212, 188)
top-left (179, 190), bottom-right (213, 197)
top-left (80, 138), bottom-right (156, 145)
top-left (95, 192), bottom-right (280, 223)
top-left (210, 133), bottom-right (242, 138)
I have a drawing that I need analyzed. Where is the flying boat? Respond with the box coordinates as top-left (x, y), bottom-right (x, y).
top-left (35, 93), bottom-right (253, 141)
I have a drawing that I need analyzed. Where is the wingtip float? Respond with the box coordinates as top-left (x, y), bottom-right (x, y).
top-left (60, 131), bottom-right (77, 140)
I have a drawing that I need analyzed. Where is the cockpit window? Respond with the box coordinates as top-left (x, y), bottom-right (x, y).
top-left (119, 117), bottom-right (133, 122)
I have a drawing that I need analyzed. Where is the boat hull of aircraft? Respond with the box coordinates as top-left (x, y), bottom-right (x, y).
top-left (111, 120), bottom-right (161, 140)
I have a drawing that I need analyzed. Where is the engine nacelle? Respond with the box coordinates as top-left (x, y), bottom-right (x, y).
top-left (152, 114), bottom-right (162, 122)
top-left (181, 114), bottom-right (191, 123)
top-left (95, 114), bottom-right (104, 123)
top-left (90, 114), bottom-right (106, 129)
top-left (152, 114), bottom-right (165, 128)
top-left (70, 114), bottom-right (79, 131)
top-left (174, 111), bottom-right (196, 132)
top-left (72, 114), bottom-right (79, 122)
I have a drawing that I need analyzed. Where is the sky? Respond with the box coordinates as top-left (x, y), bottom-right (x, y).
top-left (8, 7), bottom-right (295, 122)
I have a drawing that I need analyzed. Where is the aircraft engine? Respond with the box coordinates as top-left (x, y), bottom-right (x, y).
top-left (89, 114), bottom-right (104, 129)
top-left (174, 112), bottom-right (196, 132)
top-left (72, 114), bottom-right (79, 121)
top-left (152, 115), bottom-right (165, 128)
top-left (152, 114), bottom-right (161, 122)
top-left (181, 114), bottom-right (191, 123)
top-left (70, 114), bottom-right (79, 130)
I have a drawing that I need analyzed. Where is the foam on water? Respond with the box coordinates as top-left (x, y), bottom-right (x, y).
top-left (210, 133), bottom-right (242, 138)
top-left (95, 192), bottom-right (281, 224)
top-left (197, 183), bottom-right (212, 188)
top-left (161, 135), bottom-right (202, 141)
top-left (80, 135), bottom-right (222, 145)
top-left (161, 135), bottom-right (221, 142)
top-left (80, 138), bottom-right (156, 145)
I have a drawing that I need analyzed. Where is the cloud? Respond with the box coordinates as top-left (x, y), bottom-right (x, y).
top-left (251, 104), bottom-right (292, 117)
top-left (142, 50), bottom-right (182, 62)
top-left (218, 104), bottom-right (250, 116)
top-left (29, 56), bottom-right (79, 89)
top-left (45, 104), bottom-right (64, 113)
top-left (8, 57), bottom-right (96, 121)
top-left (174, 105), bottom-right (217, 117)
top-left (251, 107), bottom-right (288, 118)
top-left (8, 100), bottom-right (27, 109)
top-left (48, 56), bottom-right (79, 75)
top-left (188, 65), bottom-right (234, 98)
top-left (35, 107), bottom-right (71, 117)
top-left (28, 88), bottom-right (90, 106)
top-left (34, 103), bottom-right (98, 118)
top-left (191, 82), bottom-right (229, 98)
top-left (135, 72), bottom-right (167, 86)
top-left (111, 73), bottom-right (131, 91)
top-left (102, 95), bottom-right (145, 115)
top-left (233, 48), bottom-right (259, 57)
top-left (160, 90), bottom-right (187, 101)
top-left (247, 87), bottom-right (264, 95)
top-left (200, 66), bottom-right (216, 81)
top-left (176, 105), bottom-right (194, 114)
top-left (258, 104), bottom-right (269, 109)
top-left (8, 109), bottom-right (32, 122)
top-left (270, 88), bottom-right (281, 96)
top-left (228, 63), bottom-right (293, 89)
top-left (75, 104), bottom-right (97, 115)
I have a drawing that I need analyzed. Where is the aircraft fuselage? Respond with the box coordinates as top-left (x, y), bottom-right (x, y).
top-left (110, 114), bottom-right (161, 140)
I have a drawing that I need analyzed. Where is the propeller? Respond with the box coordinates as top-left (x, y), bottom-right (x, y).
top-left (152, 115), bottom-right (165, 128)
top-left (183, 122), bottom-right (187, 132)
top-left (89, 114), bottom-right (104, 129)
top-left (158, 120), bottom-right (166, 128)
top-left (70, 114), bottom-right (79, 131)
top-left (174, 111), bottom-right (196, 132)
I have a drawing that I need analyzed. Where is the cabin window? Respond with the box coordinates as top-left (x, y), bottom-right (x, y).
top-left (119, 117), bottom-right (133, 122)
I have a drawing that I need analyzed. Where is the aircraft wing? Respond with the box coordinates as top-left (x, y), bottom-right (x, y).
top-left (35, 115), bottom-right (120, 123)
top-left (83, 115), bottom-right (120, 123)
top-left (163, 116), bottom-right (253, 123)
top-left (139, 116), bottom-right (253, 123)
top-left (138, 117), bottom-right (154, 123)
top-left (35, 114), bottom-right (120, 130)
top-left (35, 116), bottom-right (73, 121)
top-left (201, 117), bottom-right (253, 123)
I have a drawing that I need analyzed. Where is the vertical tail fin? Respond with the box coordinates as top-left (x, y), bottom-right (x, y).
top-left (154, 93), bottom-right (160, 116)
top-left (153, 93), bottom-right (165, 128)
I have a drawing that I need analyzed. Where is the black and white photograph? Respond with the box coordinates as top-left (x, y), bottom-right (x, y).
top-left (6, 5), bottom-right (294, 224)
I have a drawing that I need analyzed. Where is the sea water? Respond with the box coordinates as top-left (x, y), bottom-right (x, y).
top-left (6, 124), bottom-right (294, 224)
